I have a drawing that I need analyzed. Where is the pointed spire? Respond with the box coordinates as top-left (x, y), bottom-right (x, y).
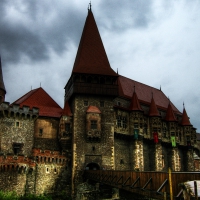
top-left (88, 2), bottom-right (92, 11)
top-left (72, 9), bottom-right (118, 76)
top-left (0, 56), bottom-right (6, 103)
top-left (149, 96), bottom-right (160, 117)
top-left (0, 56), bottom-right (6, 92)
top-left (181, 106), bottom-right (191, 126)
top-left (130, 87), bottom-right (143, 111)
top-left (165, 102), bottom-right (177, 122)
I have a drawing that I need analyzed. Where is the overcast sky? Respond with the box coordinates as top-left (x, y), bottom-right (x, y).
top-left (0, 0), bottom-right (199, 131)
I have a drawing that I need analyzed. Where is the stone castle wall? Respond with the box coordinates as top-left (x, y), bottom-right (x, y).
top-left (71, 94), bottom-right (115, 193)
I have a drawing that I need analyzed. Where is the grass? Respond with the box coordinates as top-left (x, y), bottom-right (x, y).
top-left (0, 191), bottom-right (52, 200)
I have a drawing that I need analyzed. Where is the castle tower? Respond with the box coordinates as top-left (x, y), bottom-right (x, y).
top-left (64, 7), bottom-right (119, 194)
top-left (129, 88), bottom-right (144, 171)
top-left (65, 7), bottom-right (118, 102)
top-left (0, 56), bottom-right (6, 104)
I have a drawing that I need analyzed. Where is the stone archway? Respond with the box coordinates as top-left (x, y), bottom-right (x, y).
top-left (85, 162), bottom-right (100, 170)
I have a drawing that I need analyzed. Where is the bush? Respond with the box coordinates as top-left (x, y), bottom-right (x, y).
top-left (0, 191), bottom-right (18, 200)
top-left (0, 191), bottom-right (52, 200)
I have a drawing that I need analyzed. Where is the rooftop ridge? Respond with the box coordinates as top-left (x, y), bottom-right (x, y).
top-left (72, 9), bottom-right (117, 76)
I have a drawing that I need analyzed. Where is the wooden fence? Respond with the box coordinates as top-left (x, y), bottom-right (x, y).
top-left (84, 170), bottom-right (200, 199)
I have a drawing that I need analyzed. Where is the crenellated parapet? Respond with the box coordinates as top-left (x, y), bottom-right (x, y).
top-left (32, 148), bottom-right (69, 165)
top-left (0, 155), bottom-right (36, 172)
top-left (0, 102), bottom-right (39, 119)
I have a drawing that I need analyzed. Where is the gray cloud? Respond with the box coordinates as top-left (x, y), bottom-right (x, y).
top-left (0, 0), bottom-right (200, 132)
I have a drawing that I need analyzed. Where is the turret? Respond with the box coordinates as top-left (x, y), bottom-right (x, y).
top-left (0, 56), bottom-right (6, 104)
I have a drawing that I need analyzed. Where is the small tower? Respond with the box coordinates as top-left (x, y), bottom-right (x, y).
top-left (0, 56), bottom-right (6, 104)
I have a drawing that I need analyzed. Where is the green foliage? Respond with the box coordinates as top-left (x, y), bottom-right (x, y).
top-left (0, 190), bottom-right (18, 200)
top-left (0, 191), bottom-right (52, 200)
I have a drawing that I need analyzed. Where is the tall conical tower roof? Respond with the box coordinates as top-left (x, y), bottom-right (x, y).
top-left (0, 56), bottom-right (6, 93)
top-left (165, 102), bottom-right (177, 122)
top-left (129, 88), bottom-right (143, 111)
top-left (149, 95), bottom-right (160, 117)
top-left (181, 107), bottom-right (191, 126)
top-left (72, 8), bottom-right (117, 76)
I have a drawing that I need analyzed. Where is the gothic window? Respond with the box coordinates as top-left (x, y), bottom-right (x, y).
top-left (117, 116), bottom-right (127, 128)
top-left (65, 123), bottom-right (70, 132)
top-left (144, 124), bottom-right (147, 134)
top-left (84, 100), bottom-right (88, 106)
top-left (122, 117), bottom-right (127, 128)
top-left (39, 128), bottom-right (43, 136)
top-left (91, 120), bottom-right (97, 129)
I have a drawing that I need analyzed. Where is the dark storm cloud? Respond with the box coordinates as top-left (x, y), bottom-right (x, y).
top-left (0, 0), bottom-right (85, 66)
top-left (97, 0), bottom-right (154, 30)
top-left (0, 22), bottom-right (49, 63)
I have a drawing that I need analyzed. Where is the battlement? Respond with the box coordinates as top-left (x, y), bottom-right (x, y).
top-left (32, 148), bottom-right (68, 165)
top-left (0, 155), bottom-right (36, 172)
top-left (0, 102), bottom-right (39, 119)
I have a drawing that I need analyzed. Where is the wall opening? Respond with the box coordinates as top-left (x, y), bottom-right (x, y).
top-left (85, 162), bottom-right (100, 170)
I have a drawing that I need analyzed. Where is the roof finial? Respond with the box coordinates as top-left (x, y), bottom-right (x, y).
top-left (183, 102), bottom-right (185, 109)
top-left (133, 85), bottom-right (135, 93)
top-left (160, 85), bottom-right (161, 91)
top-left (117, 68), bottom-right (118, 74)
top-left (88, 1), bottom-right (92, 11)
top-left (40, 82), bottom-right (41, 87)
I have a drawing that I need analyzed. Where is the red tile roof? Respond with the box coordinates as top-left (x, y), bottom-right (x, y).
top-left (165, 103), bottom-right (177, 122)
top-left (181, 108), bottom-right (191, 126)
top-left (0, 56), bottom-right (6, 92)
top-left (72, 10), bottom-right (118, 77)
top-left (149, 96), bottom-right (160, 117)
top-left (118, 75), bottom-right (180, 114)
top-left (86, 105), bottom-right (101, 114)
top-left (129, 90), bottom-right (143, 111)
top-left (12, 87), bottom-right (63, 117)
top-left (62, 101), bottom-right (72, 116)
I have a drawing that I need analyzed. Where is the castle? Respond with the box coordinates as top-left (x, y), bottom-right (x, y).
top-left (0, 7), bottom-right (200, 197)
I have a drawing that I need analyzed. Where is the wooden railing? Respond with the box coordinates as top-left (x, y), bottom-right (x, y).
top-left (84, 170), bottom-right (200, 199)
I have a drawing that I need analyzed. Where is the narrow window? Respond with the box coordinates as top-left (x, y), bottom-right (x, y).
top-left (122, 117), bottom-right (127, 128)
top-left (91, 120), bottom-right (97, 129)
top-left (39, 128), bottom-right (43, 136)
top-left (117, 116), bottom-right (122, 127)
top-left (65, 123), bottom-right (70, 132)
top-left (84, 100), bottom-right (88, 106)
top-left (16, 122), bottom-right (20, 127)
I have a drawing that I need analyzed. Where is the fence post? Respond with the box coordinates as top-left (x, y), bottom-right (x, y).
top-left (169, 168), bottom-right (173, 200)
top-left (194, 181), bottom-right (198, 200)
top-left (164, 192), bottom-right (167, 200)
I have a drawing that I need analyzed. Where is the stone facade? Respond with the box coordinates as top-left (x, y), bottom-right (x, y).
top-left (0, 8), bottom-right (200, 199)
top-left (0, 102), bottom-right (71, 196)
